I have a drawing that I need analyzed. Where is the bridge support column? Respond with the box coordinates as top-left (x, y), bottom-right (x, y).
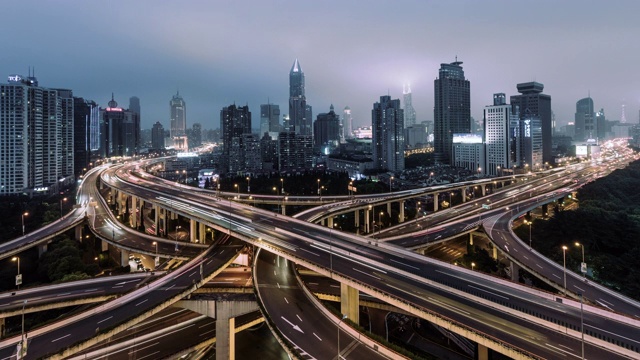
top-left (101, 239), bottom-right (109, 252)
top-left (340, 283), bottom-right (359, 324)
top-left (462, 187), bottom-right (467, 203)
top-left (38, 244), bottom-right (48, 258)
top-left (190, 218), bottom-right (197, 243)
top-left (130, 196), bottom-right (138, 228)
top-left (433, 194), bottom-right (439, 212)
top-left (121, 249), bottom-right (129, 267)
top-left (354, 210), bottom-right (360, 234)
top-left (154, 205), bottom-right (160, 235)
top-left (364, 209), bottom-right (370, 233)
top-left (327, 217), bottom-right (334, 229)
top-left (510, 261), bottom-right (520, 282)
top-left (399, 201), bottom-right (405, 223)
top-left (492, 246), bottom-right (498, 260)
top-left (476, 344), bottom-right (489, 360)
top-left (0, 318), bottom-right (4, 337)
top-left (469, 232), bottom-right (474, 246)
top-left (386, 202), bottom-right (391, 215)
top-left (281, 204), bottom-right (286, 216)
top-left (199, 222), bottom-right (206, 244)
top-left (75, 224), bottom-right (83, 242)
top-left (481, 185), bottom-right (486, 196)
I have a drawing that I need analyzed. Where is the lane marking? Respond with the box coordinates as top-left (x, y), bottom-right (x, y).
top-left (313, 332), bottom-right (322, 341)
top-left (135, 299), bottom-right (148, 307)
top-left (390, 258), bottom-right (420, 270)
top-left (97, 316), bottom-right (113, 324)
top-left (352, 268), bottom-right (381, 280)
top-left (52, 334), bottom-right (71, 342)
top-left (284, 297), bottom-right (289, 304)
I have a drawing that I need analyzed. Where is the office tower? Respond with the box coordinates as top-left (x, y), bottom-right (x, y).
top-left (42, 88), bottom-right (62, 186)
top-left (621, 104), bottom-right (627, 123)
top-left (484, 93), bottom-right (517, 176)
top-left (596, 109), bottom-right (606, 141)
top-left (282, 114), bottom-right (291, 132)
top-left (73, 97), bottom-right (99, 176)
top-left (574, 97), bottom-right (595, 141)
top-left (260, 133), bottom-right (278, 170)
top-left (0, 79), bottom-right (29, 195)
top-left (151, 121), bottom-right (165, 150)
top-left (510, 82), bottom-right (552, 164)
top-left (191, 123), bottom-right (202, 147)
top-left (289, 59), bottom-right (311, 135)
top-left (129, 96), bottom-right (140, 119)
top-left (403, 84), bottom-right (416, 127)
top-left (260, 103), bottom-right (281, 135)
top-left (404, 124), bottom-right (428, 148)
top-left (220, 104), bottom-right (251, 174)
top-left (313, 104), bottom-right (341, 154)
top-left (242, 134), bottom-right (262, 172)
top-left (99, 94), bottom-right (140, 158)
top-left (519, 110), bottom-right (543, 171)
top-left (372, 95), bottom-right (405, 172)
top-left (342, 106), bottom-right (353, 140)
top-left (434, 60), bottom-right (471, 164)
top-left (452, 134), bottom-right (484, 174)
top-left (56, 89), bottom-right (74, 180)
top-left (170, 91), bottom-right (187, 150)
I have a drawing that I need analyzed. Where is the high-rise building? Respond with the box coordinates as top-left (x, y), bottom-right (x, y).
top-left (372, 95), bottom-right (405, 172)
top-left (289, 59), bottom-right (311, 135)
top-left (260, 103), bottom-right (281, 135)
top-left (596, 109), bottom-right (606, 140)
top-left (403, 84), bottom-right (416, 128)
top-left (483, 93), bottom-right (517, 176)
top-left (404, 124), bottom-right (428, 148)
top-left (510, 82), bottom-right (552, 164)
top-left (434, 60), bottom-right (471, 164)
top-left (1, 74), bottom-right (75, 196)
top-left (151, 121), bottom-right (165, 150)
top-left (575, 97), bottom-right (595, 141)
top-left (129, 96), bottom-right (140, 119)
top-left (519, 110), bottom-right (543, 171)
top-left (313, 105), bottom-right (341, 154)
top-left (99, 94), bottom-right (140, 158)
top-left (73, 97), bottom-right (99, 176)
top-left (220, 104), bottom-right (251, 174)
top-left (191, 123), bottom-right (202, 147)
top-left (342, 106), bottom-right (353, 140)
top-left (170, 91), bottom-right (187, 150)
top-left (277, 132), bottom-right (313, 172)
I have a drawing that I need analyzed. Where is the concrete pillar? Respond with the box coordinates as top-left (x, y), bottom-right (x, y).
top-left (462, 187), bottom-right (467, 203)
top-left (433, 194), bottom-right (439, 212)
top-left (121, 249), bottom-right (130, 267)
top-left (281, 204), bottom-right (286, 216)
top-left (327, 217), bottom-right (334, 229)
top-left (511, 262), bottom-right (520, 282)
top-left (469, 232), bottom-right (473, 246)
top-left (199, 222), bottom-right (206, 244)
top-left (340, 283), bottom-right (360, 324)
top-left (75, 225), bottom-right (83, 242)
top-left (131, 196), bottom-right (138, 228)
top-left (190, 218), bottom-right (197, 243)
top-left (481, 185), bottom-right (486, 196)
top-left (354, 210), bottom-right (360, 233)
top-left (320, 218), bottom-right (326, 226)
top-left (477, 344), bottom-right (489, 360)
top-left (492, 246), bottom-right (498, 260)
top-left (38, 244), bottom-right (48, 258)
top-left (399, 201), bottom-right (405, 223)
top-left (101, 239), bottom-right (109, 252)
top-left (154, 204), bottom-right (160, 235)
top-left (386, 202), bottom-right (391, 215)
top-left (0, 318), bottom-right (5, 337)
top-left (364, 209), bottom-right (370, 233)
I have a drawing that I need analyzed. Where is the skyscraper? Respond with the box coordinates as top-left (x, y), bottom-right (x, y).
top-left (575, 97), bottom-right (595, 141)
top-left (220, 104), bottom-right (251, 174)
top-left (73, 97), bottom-right (99, 176)
top-left (170, 91), bottom-right (187, 150)
top-left (56, 89), bottom-right (74, 182)
top-left (372, 95), bottom-right (405, 172)
top-left (151, 121), bottom-right (165, 150)
top-left (313, 104), bottom-right (341, 154)
top-left (484, 93), bottom-right (517, 176)
top-left (342, 106), bottom-right (353, 140)
top-left (260, 103), bottom-right (280, 135)
top-left (99, 94), bottom-right (140, 158)
top-left (434, 60), bottom-right (471, 164)
top-left (510, 82), bottom-right (552, 164)
top-left (129, 96), bottom-right (140, 120)
top-left (403, 84), bottom-right (416, 128)
top-left (289, 59), bottom-right (311, 135)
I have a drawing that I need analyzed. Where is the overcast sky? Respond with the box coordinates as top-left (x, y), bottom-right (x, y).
top-left (2, 0), bottom-right (639, 130)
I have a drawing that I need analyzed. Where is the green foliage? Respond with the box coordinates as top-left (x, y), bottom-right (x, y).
top-left (404, 153), bottom-right (434, 169)
top-left (529, 159), bottom-right (640, 300)
top-left (38, 237), bottom-right (95, 282)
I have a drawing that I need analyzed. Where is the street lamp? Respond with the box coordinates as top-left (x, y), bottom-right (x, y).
top-left (524, 220), bottom-right (533, 249)
top-left (60, 197), bottom-right (67, 218)
top-left (12, 256), bottom-right (20, 289)
top-left (367, 205), bottom-right (372, 233)
top-left (338, 314), bottom-right (347, 359)
top-left (21, 212), bottom-right (28, 236)
top-left (246, 176), bottom-right (250, 193)
top-left (416, 201), bottom-right (421, 218)
top-left (234, 183), bottom-right (239, 198)
top-left (575, 242), bottom-right (586, 278)
top-left (497, 166), bottom-right (501, 177)
top-left (389, 176), bottom-right (394, 193)
top-left (317, 179), bottom-right (321, 195)
top-left (562, 245), bottom-right (568, 293)
top-left (153, 241), bottom-right (158, 255)
top-left (378, 211), bottom-right (384, 235)
top-left (471, 262), bottom-right (475, 271)
top-left (449, 192), bottom-right (454, 208)
top-left (175, 225), bottom-right (182, 251)
top-left (280, 178), bottom-right (284, 194)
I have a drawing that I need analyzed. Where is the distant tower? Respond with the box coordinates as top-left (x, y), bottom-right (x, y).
top-left (434, 59), bottom-right (471, 164)
top-left (403, 84), bottom-right (416, 127)
top-left (170, 91), bottom-right (186, 137)
top-left (510, 82), bottom-right (552, 164)
top-left (621, 103), bottom-right (627, 123)
top-left (260, 103), bottom-right (281, 135)
top-left (575, 97), bottom-right (595, 141)
top-left (129, 96), bottom-right (140, 120)
top-left (289, 59), bottom-right (311, 135)
top-left (342, 106), bottom-right (353, 140)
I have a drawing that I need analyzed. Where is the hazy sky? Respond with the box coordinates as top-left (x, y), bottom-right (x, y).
top-left (2, 0), bottom-right (639, 130)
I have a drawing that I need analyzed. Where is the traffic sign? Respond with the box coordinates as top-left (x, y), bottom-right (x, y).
top-left (15, 274), bottom-right (22, 286)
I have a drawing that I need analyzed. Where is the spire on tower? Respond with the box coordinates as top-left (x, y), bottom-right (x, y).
top-left (290, 58), bottom-right (301, 73)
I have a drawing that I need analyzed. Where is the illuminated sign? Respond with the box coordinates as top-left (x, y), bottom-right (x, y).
top-left (177, 152), bottom-right (197, 158)
top-left (524, 119), bottom-right (531, 138)
top-left (8, 75), bottom-right (22, 82)
top-left (575, 145), bottom-right (588, 156)
top-left (452, 133), bottom-right (482, 144)
top-left (34, 187), bottom-right (49, 192)
top-left (106, 107), bottom-right (123, 112)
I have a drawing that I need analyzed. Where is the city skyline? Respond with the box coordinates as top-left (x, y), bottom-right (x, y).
top-left (1, 1), bottom-right (639, 131)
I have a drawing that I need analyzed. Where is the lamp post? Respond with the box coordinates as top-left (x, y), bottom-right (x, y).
top-left (273, 187), bottom-right (280, 213)
top-left (378, 212), bottom-right (383, 235)
top-left (175, 225), bottom-right (182, 251)
top-left (524, 220), bottom-right (532, 250)
top-left (153, 241), bottom-right (158, 255)
top-left (449, 192), bottom-right (454, 208)
top-left (575, 242), bottom-right (586, 278)
top-left (21, 212), bottom-right (29, 236)
top-left (497, 166), bottom-right (501, 177)
top-left (579, 293), bottom-right (585, 359)
top-left (12, 256), bottom-right (20, 289)
top-left (280, 178), bottom-right (284, 195)
top-left (562, 245), bottom-right (568, 293)
top-left (337, 314), bottom-right (347, 359)
top-left (234, 183), bottom-right (239, 198)
top-left (246, 176), bottom-right (250, 193)
top-left (367, 205), bottom-right (372, 233)
top-left (389, 176), bottom-right (394, 193)
top-left (471, 262), bottom-right (475, 271)
top-left (317, 179), bottom-right (321, 195)
top-left (416, 201), bottom-right (421, 219)
top-left (60, 197), bottom-right (67, 218)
